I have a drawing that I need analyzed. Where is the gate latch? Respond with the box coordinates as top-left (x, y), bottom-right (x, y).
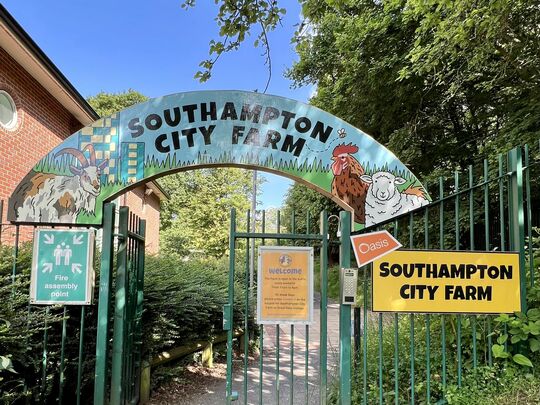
top-left (223, 304), bottom-right (232, 330)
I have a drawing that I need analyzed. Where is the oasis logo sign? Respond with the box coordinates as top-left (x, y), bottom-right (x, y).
top-left (350, 230), bottom-right (402, 267)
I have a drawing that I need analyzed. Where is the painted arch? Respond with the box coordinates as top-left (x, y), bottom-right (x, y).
top-left (8, 90), bottom-right (430, 228)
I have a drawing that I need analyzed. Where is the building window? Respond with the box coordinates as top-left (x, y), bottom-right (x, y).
top-left (0, 90), bottom-right (17, 130)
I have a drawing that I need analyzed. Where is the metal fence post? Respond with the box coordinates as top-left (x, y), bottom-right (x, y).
top-left (339, 211), bottom-right (352, 405)
top-left (320, 211), bottom-right (328, 405)
top-left (134, 219), bottom-right (146, 403)
top-left (507, 147), bottom-right (527, 313)
top-left (94, 203), bottom-right (116, 405)
top-left (226, 208), bottom-right (237, 404)
top-left (110, 206), bottom-right (129, 404)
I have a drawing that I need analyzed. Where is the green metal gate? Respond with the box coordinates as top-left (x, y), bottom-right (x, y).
top-left (94, 203), bottom-right (146, 405)
top-left (225, 208), bottom-right (358, 404)
top-left (350, 144), bottom-right (539, 404)
top-left (0, 202), bottom-right (146, 404)
top-left (225, 144), bottom-right (539, 405)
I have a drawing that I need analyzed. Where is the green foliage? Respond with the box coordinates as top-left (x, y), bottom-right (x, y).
top-left (489, 228), bottom-right (540, 368)
top-left (491, 307), bottom-right (540, 367)
top-left (143, 253), bottom-right (253, 357)
top-left (87, 89), bottom-right (148, 117)
top-left (289, 0), bottom-right (540, 182)
top-left (313, 260), bottom-right (340, 300)
top-left (282, 183), bottom-right (340, 233)
top-left (444, 365), bottom-right (540, 404)
top-left (183, 1), bottom-right (286, 85)
top-left (0, 243), bottom-right (98, 403)
top-left (159, 168), bottom-right (258, 257)
top-left (281, 183), bottom-right (341, 261)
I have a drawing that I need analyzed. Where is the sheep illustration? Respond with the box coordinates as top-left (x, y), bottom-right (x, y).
top-left (361, 171), bottom-right (429, 227)
top-left (10, 144), bottom-right (108, 223)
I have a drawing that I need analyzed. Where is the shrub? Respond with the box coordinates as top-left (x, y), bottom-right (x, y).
top-left (445, 365), bottom-right (540, 404)
top-left (142, 252), bottom-right (255, 358)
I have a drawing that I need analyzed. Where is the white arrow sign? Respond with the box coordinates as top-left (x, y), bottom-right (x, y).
top-left (42, 263), bottom-right (53, 273)
top-left (73, 235), bottom-right (84, 245)
top-left (72, 263), bottom-right (82, 274)
top-left (44, 234), bottom-right (54, 244)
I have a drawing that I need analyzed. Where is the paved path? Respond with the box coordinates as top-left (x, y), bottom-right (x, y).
top-left (150, 294), bottom-right (340, 405)
top-left (233, 296), bottom-right (340, 405)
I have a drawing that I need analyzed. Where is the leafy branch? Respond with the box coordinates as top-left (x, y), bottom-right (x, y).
top-left (491, 309), bottom-right (540, 368)
top-left (182, 0), bottom-right (285, 90)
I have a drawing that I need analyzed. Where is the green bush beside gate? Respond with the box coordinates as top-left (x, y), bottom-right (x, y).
top-left (0, 242), bottom-right (249, 403)
top-left (143, 253), bottom-right (252, 358)
top-left (0, 242), bottom-right (95, 403)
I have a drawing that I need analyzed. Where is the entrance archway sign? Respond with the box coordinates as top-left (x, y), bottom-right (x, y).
top-left (8, 90), bottom-right (430, 226)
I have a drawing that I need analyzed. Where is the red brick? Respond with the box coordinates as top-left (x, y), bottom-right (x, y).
top-left (0, 47), bottom-right (162, 250)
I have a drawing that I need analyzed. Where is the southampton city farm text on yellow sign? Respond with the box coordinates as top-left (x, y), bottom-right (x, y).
top-left (372, 250), bottom-right (521, 314)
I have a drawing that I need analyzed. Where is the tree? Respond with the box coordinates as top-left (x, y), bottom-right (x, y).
top-left (281, 183), bottom-right (341, 262)
top-left (290, 0), bottom-right (540, 180)
top-left (188, 1), bottom-right (540, 183)
top-left (87, 89), bottom-right (148, 116)
top-left (86, 91), bottom-right (262, 257)
top-left (159, 168), bottom-right (259, 257)
top-left (281, 183), bottom-right (339, 233)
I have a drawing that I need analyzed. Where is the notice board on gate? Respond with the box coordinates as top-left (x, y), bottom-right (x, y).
top-left (257, 246), bottom-right (314, 325)
top-left (372, 250), bottom-right (521, 314)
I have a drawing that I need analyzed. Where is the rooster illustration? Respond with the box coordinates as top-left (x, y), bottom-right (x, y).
top-left (330, 143), bottom-right (369, 224)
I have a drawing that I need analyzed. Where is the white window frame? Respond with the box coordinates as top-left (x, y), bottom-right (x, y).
top-left (0, 90), bottom-right (18, 130)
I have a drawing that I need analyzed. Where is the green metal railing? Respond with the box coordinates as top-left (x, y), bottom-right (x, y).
top-left (351, 144), bottom-right (539, 404)
top-left (1, 143), bottom-right (537, 404)
top-left (1, 222), bottom-right (96, 404)
top-left (104, 205), bottom-right (146, 405)
top-left (1, 202), bottom-right (145, 404)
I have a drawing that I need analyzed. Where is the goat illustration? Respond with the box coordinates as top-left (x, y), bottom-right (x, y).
top-left (10, 144), bottom-right (108, 223)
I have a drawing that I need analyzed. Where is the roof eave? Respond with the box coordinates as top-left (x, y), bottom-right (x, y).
top-left (0, 4), bottom-right (99, 125)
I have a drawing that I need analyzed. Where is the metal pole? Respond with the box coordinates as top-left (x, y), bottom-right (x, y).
top-left (94, 203), bottom-right (116, 405)
top-left (250, 170), bottom-right (257, 292)
top-left (319, 211), bottom-right (328, 405)
top-left (508, 147), bottom-right (527, 313)
top-left (226, 209), bottom-right (237, 404)
top-left (339, 211), bottom-right (352, 405)
top-left (110, 206), bottom-right (129, 404)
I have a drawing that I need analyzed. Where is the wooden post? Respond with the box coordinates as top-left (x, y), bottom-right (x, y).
top-left (239, 333), bottom-right (246, 357)
top-left (139, 361), bottom-right (151, 404)
top-left (202, 342), bottom-right (213, 368)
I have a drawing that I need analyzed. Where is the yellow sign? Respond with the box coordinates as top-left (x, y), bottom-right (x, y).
top-left (257, 246), bottom-right (314, 325)
top-left (372, 250), bottom-right (521, 314)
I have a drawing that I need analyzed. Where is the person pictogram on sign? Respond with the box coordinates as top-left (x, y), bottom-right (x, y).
top-left (54, 245), bottom-right (63, 265)
top-left (63, 245), bottom-right (73, 266)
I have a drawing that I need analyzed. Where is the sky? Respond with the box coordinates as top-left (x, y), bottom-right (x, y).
top-left (2, 0), bottom-right (310, 208)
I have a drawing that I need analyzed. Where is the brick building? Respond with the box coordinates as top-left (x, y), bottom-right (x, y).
top-left (0, 4), bottom-right (165, 253)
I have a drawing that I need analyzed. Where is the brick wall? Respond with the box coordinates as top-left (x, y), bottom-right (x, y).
top-left (121, 186), bottom-right (161, 254)
top-left (0, 46), bottom-right (162, 251)
top-left (0, 47), bottom-right (82, 242)
top-left (0, 47), bottom-right (80, 212)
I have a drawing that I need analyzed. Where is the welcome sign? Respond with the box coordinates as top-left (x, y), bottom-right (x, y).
top-left (8, 91), bottom-right (430, 226)
top-left (257, 246), bottom-right (314, 325)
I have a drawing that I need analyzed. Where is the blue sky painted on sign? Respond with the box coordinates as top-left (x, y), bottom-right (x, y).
top-left (3, 0), bottom-right (312, 208)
